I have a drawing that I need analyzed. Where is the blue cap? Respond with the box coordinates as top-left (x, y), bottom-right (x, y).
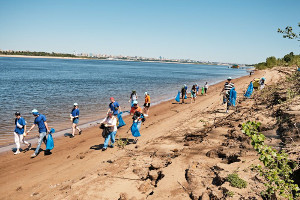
top-left (31, 109), bottom-right (39, 116)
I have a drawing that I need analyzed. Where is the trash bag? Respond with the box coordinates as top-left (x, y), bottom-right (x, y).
top-left (46, 131), bottom-right (54, 150)
top-left (117, 112), bottom-right (126, 128)
top-left (131, 122), bottom-right (141, 137)
top-left (201, 87), bottom-right (205, 95)
top-left (184, 93), bottom-right (187, 99)
top-left (228, 88), bottom-right (237, 106)
top-left (102, 128), bottom-right (110, 138)
top-left (244, 82), bottom-right (253, 98)
top-left (175, 91), bottom-right (180, 102)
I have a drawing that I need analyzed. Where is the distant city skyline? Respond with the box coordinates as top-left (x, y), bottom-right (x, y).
top-left (0, 0), bottom-right (299, 64)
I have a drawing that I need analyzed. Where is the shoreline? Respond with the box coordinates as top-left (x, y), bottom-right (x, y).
top-left (0, 54), bottom-right (232, 66)
top-left (0, 75), bottom-right (242, 152)
top-left (0, 62), bottom-right (247, 148)
top-left (0, 68), bottom-right (285, 200)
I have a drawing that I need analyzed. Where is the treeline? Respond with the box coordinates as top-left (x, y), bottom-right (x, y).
top-left (0, 50), bottom-right (77, 58)
top-left (255, 52), bottom-right (300, 70)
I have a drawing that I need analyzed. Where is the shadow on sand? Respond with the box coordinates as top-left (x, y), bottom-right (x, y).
top-left (64, 133), bottom-right (73, 138)
top-left (90, 144), bottom-right (104, 150)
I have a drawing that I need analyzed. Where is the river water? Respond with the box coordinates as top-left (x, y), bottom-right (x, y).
top-left (0, 57), bottom-right (248, 146)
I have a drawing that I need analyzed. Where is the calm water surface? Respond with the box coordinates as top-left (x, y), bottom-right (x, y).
top-left (0, 57), bottom-right (248, 146)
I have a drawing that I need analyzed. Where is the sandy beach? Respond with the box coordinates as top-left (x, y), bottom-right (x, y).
top-left (0, 69), bottom-right (295, 200)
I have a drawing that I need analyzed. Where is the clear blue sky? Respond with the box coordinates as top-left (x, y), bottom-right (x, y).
top-left (0, 0), bottom-right (299, 64)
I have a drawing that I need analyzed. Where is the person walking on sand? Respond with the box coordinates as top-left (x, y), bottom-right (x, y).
top-left (108, 97), bottom-right (121, 116)
top-left (220, 77), bottom-right (234, 113)
top-left (130, 101), bottom-right (143, 115)
top-left (13, 112), bottom-right (31, 155)
top-left (252, 78), bottom-right (260, 90)
top-left (204, 82), bottom-right (208, 95)
top-left (181, 85), bottom-right (187, 104)
top-left (191, 85), bottom-right (197, 103)
top-left (70, 103), bottom-right (82, 138)
top-left (27, 109), bottom-right (50, 158)
top-left (101, 111), bottom-right (117, 151)
top-left (129, 91), bottom-right (138, 107)
top-left (131, 110), bottom-right (145, 144)
top-left (143, 92), bottom-right (150, 117)
top-left (259, 77), bottom-right (266, 90)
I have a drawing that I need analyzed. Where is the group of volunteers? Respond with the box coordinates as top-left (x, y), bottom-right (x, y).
top-left (177, 76), bottom-right (266, 114)
top-left (13, 75), bottom-right (266, 157)
top-left (13, 109), bottom-right (51, 158)
top-left (221, 76), bottom-right (267, 113)
top-left (13, 91), bottom-right (151, 156)
top-left (252, 77), bottom-right (266, 90)
top-left (97, 91), bottom-right (150, 151)
top-left (178, 82), bottom-right (209, 104)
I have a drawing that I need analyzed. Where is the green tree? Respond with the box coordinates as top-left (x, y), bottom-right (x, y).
top-left (278, 22), bottom-right (300, 42)
top-left (283, 52), bottom-right (294, 63)
top-left (266, 56), bottom-right (277, 68)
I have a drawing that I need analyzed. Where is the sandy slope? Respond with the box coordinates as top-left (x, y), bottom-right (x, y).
top-left (0, 69), bottom-right (283, 200)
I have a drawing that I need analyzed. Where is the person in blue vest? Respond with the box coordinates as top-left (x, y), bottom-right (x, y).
top-left (70, 103), bottom-right (82, 137)
top-left (108, 97), bottom-right (121, 116)
top-left (13, 112), bottom-right (31, 155)
top-left (27, 109), bottom-right (50, 158)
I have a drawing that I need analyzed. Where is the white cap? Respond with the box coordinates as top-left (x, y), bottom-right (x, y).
top-left (31, 109), bottom-right (38, 113)
top-left (227, 77), bottom-right (232, 80)
top-left (74, 103), bottom-right (78, 106)
top-left (133, 100), bottom-right (138, 105)
top-left (144, 92), bottom-right (148, 95)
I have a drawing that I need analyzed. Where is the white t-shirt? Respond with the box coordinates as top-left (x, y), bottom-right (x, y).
top-left (101, 116), bottom-right (117, 132)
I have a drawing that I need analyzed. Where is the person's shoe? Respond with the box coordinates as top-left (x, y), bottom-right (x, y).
top-left (79, 130), bottom-right (82, 135)
top-left (102, 148), bottom-right (107, 151)
top-left (45, 150), bottom-right (52, 155)
top-left (31, 153), bottom-right (37, 158)
top-left (27, 143), bottom-right (32, 150)
top-left (14, 150), bottom-right (20, 155)
top-left (110, 145), bottom-right (114, 148)
top-left (133, 139), bottom-right (138, 144)
top-left (70, 135), bottom-right (74, 138)
top-left (144, 114), bottom-right (148, 117)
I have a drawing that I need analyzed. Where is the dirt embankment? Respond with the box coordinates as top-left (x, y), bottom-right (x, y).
top-left (1, 68), bottom-right (299, 200)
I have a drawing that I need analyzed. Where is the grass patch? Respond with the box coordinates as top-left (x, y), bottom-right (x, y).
top-left (227, 173), bottom-right (247, 189)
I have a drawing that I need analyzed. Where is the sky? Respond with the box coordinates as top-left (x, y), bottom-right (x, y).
top-left (0, 0), bottom-right (299, 64)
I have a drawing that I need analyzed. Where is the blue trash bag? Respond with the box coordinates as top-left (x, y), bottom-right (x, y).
top-left (46, 128), bottom-right (55, 150)
top-left (228, 88), bottom-right (237, 106)
top-left (175, 91), bottom-right (180, 102)
top-left (244, 82), bottom-right (253, 98)
top-left (117, 112), bottom-right (126, 128)
top-left (184, 93), bottom-right (187, 99)
top-left (131, 122), bottom-right (141, 137)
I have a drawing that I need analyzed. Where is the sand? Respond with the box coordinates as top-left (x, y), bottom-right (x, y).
top-left (0, 69), bottom-right (285, 200)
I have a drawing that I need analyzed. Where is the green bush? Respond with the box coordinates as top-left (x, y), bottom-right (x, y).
top-left (242, 121), bottom-right (300, 199)
top-left (255, 52), bottom-right (300, 69)
top-left (227, 173), bottom-right (247, 189)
